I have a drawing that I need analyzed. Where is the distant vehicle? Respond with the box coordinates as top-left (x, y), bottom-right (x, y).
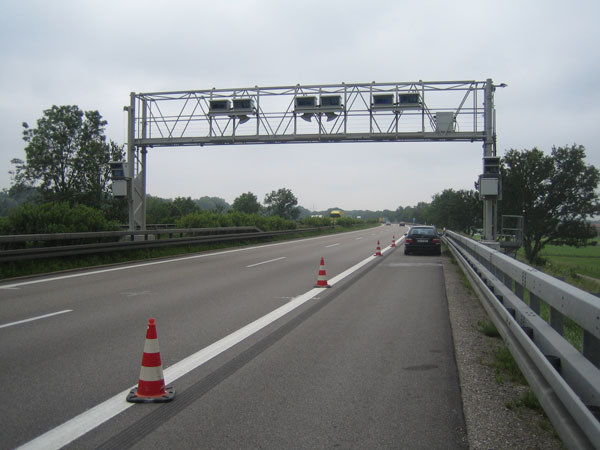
top-left (385, 221), bottom-right (391, 226)
top-left (399, 222), bottom-right (405, 227)
top-left (404, 226), bottom-right (441, 255)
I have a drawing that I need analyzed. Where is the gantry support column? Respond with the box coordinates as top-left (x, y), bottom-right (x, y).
top-left (127, 93), bottom-right (147, 231)
top-left (481, 79), bottom-right (499, 242)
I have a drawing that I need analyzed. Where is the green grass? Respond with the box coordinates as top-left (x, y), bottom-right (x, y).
top-left (519, 291), bottom-right (584, 352)
top-left (489, 343), bottom-right (559, 439)
top-left (512, 239), bottom-right (597, 352)
top-left (506, 388), bottom-right (542, 411)
top-left (517, 237), bottom-right (600, 292)
top-left (491, 345), bottom-right (527, 385)
top-left (477, 320), bottom-right (501, 338)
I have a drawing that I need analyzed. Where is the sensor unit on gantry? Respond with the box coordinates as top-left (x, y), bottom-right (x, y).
top-left (232, 98), bottom-right (254, 113)
top-left (208, 99), bottom-right (231, 114)
top-left (294, 96), bottom-right (318, 111)
top-left (371, 94), bottom-right (395, 109)
top-left (319, 95), bottom-right (343, 111)
top-left (398, 93), bottom-right (421, 109)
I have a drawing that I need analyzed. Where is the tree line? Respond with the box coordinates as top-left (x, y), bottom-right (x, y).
top-left (2, 105), bottom-right (599, 264)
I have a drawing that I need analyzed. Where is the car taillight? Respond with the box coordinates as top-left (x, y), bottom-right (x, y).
top-left (432, 238), bottom-right (441, 244)
top-left (406, 238), bottom-right (414, 244)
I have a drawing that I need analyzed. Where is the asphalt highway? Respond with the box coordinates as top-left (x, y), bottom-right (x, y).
top-left (0, 225), bottom-right (467, 449)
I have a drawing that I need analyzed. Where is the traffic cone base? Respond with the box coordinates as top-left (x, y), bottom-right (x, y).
top-left (127, 385), bottom-right (175, 403)
top-left (315, 257), bottom-right (331, 288)
top-left (126, 318), bottom-right (175, 403)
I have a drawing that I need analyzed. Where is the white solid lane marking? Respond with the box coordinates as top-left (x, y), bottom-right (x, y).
top-left (16, 237), bottom-right (399, 450)
top-left (246, 257), bottom-right (286, 268)
top-left (0, 310), bottom-right (73, 329)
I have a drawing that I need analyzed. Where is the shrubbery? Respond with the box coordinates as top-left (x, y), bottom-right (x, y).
top-left (334, 217), bottom-right (362, 227)
top-left (0, 202), bottom-right (119, 235)
top-left (175, 211), bottom-right (297, 231)
top-left (0, 202), bottom-right (360, 238)
top-left (300, 216), bottom-right (332, 228)
top-left (300, 216), bottom-right (364, 228)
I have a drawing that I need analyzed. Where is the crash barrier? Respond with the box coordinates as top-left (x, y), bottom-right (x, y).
top-left (0, 226), bottom-right (332, 262)
top-left (444, 230), bottom-right (600, 450)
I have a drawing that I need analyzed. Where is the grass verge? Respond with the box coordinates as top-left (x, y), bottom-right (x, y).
top-left (477, 324), bottom-right (554, 434)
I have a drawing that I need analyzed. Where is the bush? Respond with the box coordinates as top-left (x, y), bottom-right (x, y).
top-left (335, 217), bottom-right (362, 227)
top-left (175, 211), bottom-right (297, 231)
top-left (176, 212), bottom-right (224, 228)
top-left (1, 202), bottom-right (118, 235)
top-left (301, 216), bottom-right (331, 228)
top-left (262, 215), bottom-right (297, 231)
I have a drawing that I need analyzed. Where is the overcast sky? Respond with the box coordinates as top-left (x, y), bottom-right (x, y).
top-left (1, 0), bottom-right (598, 212)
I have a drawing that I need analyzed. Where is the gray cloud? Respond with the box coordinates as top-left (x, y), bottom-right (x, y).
top-left (1, 0), bottom-right (598, 210)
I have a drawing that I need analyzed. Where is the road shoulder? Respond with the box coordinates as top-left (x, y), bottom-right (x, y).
top-left (442, 255), bottom-right (563, 449)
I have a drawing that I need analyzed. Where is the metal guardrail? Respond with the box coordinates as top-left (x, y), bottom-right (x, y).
top-left (0, 226), bottom-right (331, 262)
top-left (0, 226), bottom-right (261, 244)
top-left (444, 231), bottom-right (600, 450)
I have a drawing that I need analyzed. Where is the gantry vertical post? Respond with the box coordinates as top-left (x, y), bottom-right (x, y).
top-left (482, 79), bottom-right (497, 241)
top-left (138, 99), bottom-right (148, 230)
top-left (126, 92), bottom-right (136, 231)
top-left (126, 93), bottom-right (147, 230)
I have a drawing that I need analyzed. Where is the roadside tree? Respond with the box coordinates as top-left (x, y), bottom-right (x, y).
top-left (264, 188), bottom-right (300, 220)
top-left (173, 197), bottom-right (199, 217)
top-left (195, 196), bottom-right (230, 213)
top-left (398, 202), bottom-right (432, 225)
top-left (429, 189), bottom-right (481, 234)
top-left (501, 145), bottom-right (599, 264)
top-left (12, 105), bottom-right (123, 209)
top-left (232, 192), bottom-right (261, 214)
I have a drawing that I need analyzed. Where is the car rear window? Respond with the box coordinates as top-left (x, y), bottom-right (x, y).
top-left (410, 228), bottom-right (435, 236)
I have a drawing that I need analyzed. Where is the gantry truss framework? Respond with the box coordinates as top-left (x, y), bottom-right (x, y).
top-left (125, 79), bottom-right (501, 238)
top-left (128, 80), bottom-right (496, 148)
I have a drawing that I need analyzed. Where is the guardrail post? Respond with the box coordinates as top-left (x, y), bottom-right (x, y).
top-left (492, 264), bottom-right (502, 280)
top-left (550, 306), bottom-right (564, 335)
top-left (583, 331), bottom-right (600, 368)
top-left (514, 281), bottom-right (524, 301)
top-left (503, 272), bottom-right (512, 289)
top-left (529, 292), bottom-right (541, 315)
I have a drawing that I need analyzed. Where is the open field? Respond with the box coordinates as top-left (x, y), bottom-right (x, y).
top-left (519, 237), bottom-right (600, 294)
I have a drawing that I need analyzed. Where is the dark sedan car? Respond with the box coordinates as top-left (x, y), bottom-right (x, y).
top-left (404, 226), bottom-right (441, 255)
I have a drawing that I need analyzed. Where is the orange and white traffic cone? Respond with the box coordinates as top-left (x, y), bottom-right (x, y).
top-left (127, 318), bottom-right (175, 403)
top-left (375, 240), bottom-right (382, 256)
top-left (392, 236), bottom-right (396, 247)
top-left (315, 257), bottom-right (331, 288)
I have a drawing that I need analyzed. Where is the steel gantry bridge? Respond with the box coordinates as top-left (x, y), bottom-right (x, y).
top-left (115, 79), bottom-right (504, 239)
